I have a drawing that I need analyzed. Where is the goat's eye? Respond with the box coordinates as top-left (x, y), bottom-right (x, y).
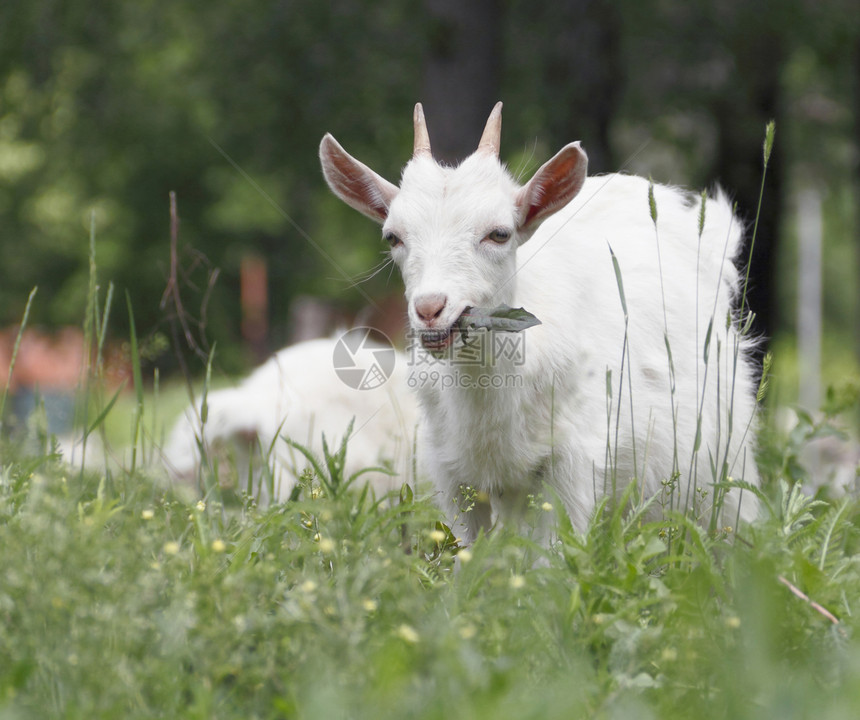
top-left (384, 231), bottom-right (403, 248)
top-left (485, 228), bottom-right (512, 244)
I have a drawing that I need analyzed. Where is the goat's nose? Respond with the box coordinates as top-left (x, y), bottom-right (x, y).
top-left (414, 293), bottom-right (447, 323)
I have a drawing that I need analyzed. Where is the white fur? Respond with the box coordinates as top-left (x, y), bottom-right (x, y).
top-left (320, 110), bottom-right (760, 543)
top-left (163, 336), bottom-right (417, 502)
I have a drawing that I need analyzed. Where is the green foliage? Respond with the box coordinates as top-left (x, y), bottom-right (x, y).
top-left (0, 0), bottom-right (424, 344)
top-left (1, 0), bottom-right (856, 366)
top-left (282, 417), bottom-right (395, 501)
top-left (1, 287), bottom-right (859, 717)
top-left (2, 279), bottom-right (855, 719)
top-left (2, 428), bottom-right (860, 719)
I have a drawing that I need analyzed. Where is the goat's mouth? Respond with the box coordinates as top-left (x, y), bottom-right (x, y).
top-left (419, 326), bottom-right (455, 353)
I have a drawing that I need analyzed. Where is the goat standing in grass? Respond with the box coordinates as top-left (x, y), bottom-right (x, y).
top-left (320, 102), bottom-right (760, 544)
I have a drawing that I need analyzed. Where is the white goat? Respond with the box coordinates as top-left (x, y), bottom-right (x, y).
top-left (163, 336), bottom-right (417, 502)
top-left (320, 102), bottom-right (760, 543)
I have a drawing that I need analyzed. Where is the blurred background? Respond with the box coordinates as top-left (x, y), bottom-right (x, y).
top-left (0, 0), bottom-right (857, 420)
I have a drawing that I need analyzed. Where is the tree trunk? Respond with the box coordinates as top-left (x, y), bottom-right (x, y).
top-left (541, 0), bottom-right (623, 174)
top-left (421, 0), bottom-right (502, 163)
top-left (710, 30), bottom-right (785, 349)
top-left (854, 37), bottom-right (860, 365)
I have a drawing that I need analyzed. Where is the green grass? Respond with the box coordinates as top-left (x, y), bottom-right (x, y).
top-left (1, 393), bottom-right (860, 719)
top-left (1, 275), bottom-right (859, 718)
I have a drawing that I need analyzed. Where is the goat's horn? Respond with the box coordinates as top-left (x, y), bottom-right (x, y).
top-left (477, 101), bottom-right (503, 157)
top-left (413, 103), bottom-right (432, 159)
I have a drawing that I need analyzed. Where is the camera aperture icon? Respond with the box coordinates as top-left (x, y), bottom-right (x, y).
top-left (333, 328), bottom-right (396, 390)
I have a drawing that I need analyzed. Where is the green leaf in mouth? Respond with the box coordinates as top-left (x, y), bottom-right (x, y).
top-left (455, 305), bottom-right (542, 336)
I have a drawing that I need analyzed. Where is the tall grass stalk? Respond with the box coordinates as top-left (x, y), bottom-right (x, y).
top-left (126, 291), bottom-right (145, 476)
top-left (76, 217), bottom-right (119, 476)
top-left (649, 180), bottom-right (681, 516)
top-left (0, 286), bottom-right (38, 429)
top-left (608, 244), bottom-right (638, 500)
top-left (76, 213), bottom-right (99, 472)
top-left (740, 121), bottom-right (776, 321)
top-left (196, 342), bottom-right (222, 507)
top-left (710, 123), bottom-right (776, 530)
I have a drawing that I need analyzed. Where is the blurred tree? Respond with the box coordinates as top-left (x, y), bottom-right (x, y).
top-left (0, 0), bottom-right (857, 376)
top-left (504, 0), bottom-right (623, 175)
top-left (0, 0), bottom-right (423, 368)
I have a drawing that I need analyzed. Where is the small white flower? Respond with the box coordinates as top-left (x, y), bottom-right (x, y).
top-left (396, 624), bottom-right (419, 643)
top-left (141, 509), bottom-right (154, 520)
top-left (509, 574), bottom-right (526, 590)
top-left (429, 529), bottom-right (446, 543)
top-left (459, 624), bottom-right (477, 639)
top-left (318, 537), bottom-right (335, 554)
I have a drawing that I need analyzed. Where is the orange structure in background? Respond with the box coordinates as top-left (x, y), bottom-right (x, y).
top-left (0, 327), bottom-right (85, 392)
top-left (0, 327), bottom-right (131, 433)
top-left (240, 255), bottom-right (269, 363)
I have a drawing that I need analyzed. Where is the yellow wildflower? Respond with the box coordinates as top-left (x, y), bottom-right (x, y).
top-left (396, 624), bottom-right (419, 643)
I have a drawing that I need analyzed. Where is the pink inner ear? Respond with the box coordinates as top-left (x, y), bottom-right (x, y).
top-left (521, 184), bottom-right (548, 227)
top-left (329, 153), bottom-right (388, 220)
top-left (519, 145), bottom-right (587, 228)
top-left (321, 135), bottom-right (398, 223)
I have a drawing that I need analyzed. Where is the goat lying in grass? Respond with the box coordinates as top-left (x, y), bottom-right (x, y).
top-left (163, 335), bottom-right (417, 502)
top-left (320, 102), bottom-right (760, 544)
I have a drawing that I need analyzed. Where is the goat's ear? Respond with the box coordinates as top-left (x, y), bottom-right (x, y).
top-left (319, 134), bottom-right (399, 224)
top-left (515, 142), bottom-right (588, 231)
